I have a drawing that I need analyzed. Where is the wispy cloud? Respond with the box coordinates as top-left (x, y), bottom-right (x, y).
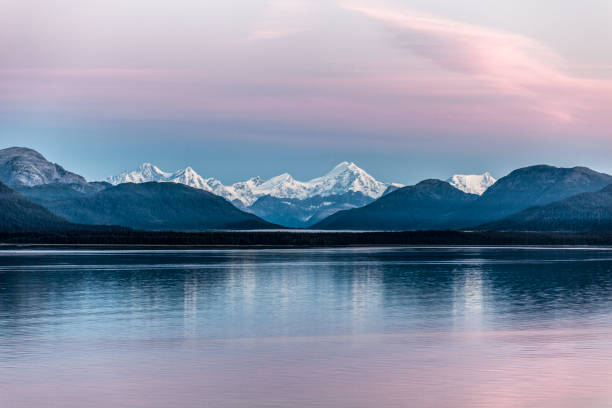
top-left (343, 3), bottom-right (562, 77)
top-left (342, 2), bottom-right (612, 124)
top-left (1, 0), bottom-right (611, 147)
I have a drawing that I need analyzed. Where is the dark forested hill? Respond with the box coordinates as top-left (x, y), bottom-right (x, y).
top-left (479, 184), bottom-right (612, 232)
top-left (0, 182), bottom-right (75, 232)
top-left (314, 166), bottom-right (612, 231)
top-left (313, 179), bottom-right (478, 230)
top-left (457, 165), bottom-right (612, 227)
top-left (43, 182), bottom-right (279, 231)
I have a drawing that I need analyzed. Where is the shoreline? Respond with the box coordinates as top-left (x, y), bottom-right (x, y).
top-left (3, 230), bottom-right (612, 249)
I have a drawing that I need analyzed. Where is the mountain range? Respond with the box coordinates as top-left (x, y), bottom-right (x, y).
top-left (314, 165), bottom-right (612, 230)
top-left (4, 145), bottom-right (612, 234)
top-left (107, 161), bottom-right (400, 206)
top-left (0, 148), bottom-right (277, 231)
top-left (106, 161), bottom-right (406, 226)
top-left (105, 162), bottom-right (498, 227)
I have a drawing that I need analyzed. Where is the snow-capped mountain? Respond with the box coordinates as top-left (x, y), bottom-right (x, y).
top-left (106, 161), bottom-right (399, 207)
top-left (106, 163), bottom-right (171, 184)
top-left (237, 172), bottom-right (311, 204)
top-left (107, 163), bottom-right (240, 202)
top-left (233, 161), bottom-right (392, 205)
top-left (0, 147), bottom-right (87, 187)
top-left (307, 162), bottom-right (389, 198)
top-left (447, 172), bottom-right (496, 195)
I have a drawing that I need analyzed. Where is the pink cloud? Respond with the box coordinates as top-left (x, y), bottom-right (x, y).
top-left (1, 2), bottom-right (611, 146)
top-left (341, 3), bottom-right (612, 126)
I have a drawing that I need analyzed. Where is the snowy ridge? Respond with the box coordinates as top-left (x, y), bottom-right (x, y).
top-left (106, 163), bottom-right (171, 184)
top-left (106, 161), bottom-right (400, 207)
top-left (446, 172), bottom-right (496, 195)
top-left (0, 147), bottom-right (87, 187)
top-left (107, 163), bottom-right (241, 203)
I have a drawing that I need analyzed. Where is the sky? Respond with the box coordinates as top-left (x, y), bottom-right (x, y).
top-left (1, 0), bottom-right (612, 184)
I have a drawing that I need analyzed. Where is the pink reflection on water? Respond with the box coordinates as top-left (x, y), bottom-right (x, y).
top-left (3, 327), bottom-right (612, 408)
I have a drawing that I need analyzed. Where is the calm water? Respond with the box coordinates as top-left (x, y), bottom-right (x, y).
top-left (2, 247), bottom-right (612, 408)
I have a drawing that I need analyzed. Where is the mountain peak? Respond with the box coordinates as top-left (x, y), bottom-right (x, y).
top-left (447, 172), bottom-right (496, 195)
top-left (138, 162), bottom-right (168, 176)
top-left (326, 161), bottom-right (360, 176)
top-left (0, 147), bottom-right (87, 187)
top-left (306, 161), bottom-right (387, 198)
top-left (333, 161), bottom-right (355, 169)
top-left (109, 163), bottom-right (169, 184)
top-left (138, 163), bottom-right (162, 173)
top-left (416, 179), bottom-right (450, 187)
top-left (497, 165), bottom-right (610, 186)
top-left (2, 146), bottom-right (46, 160)
top-left (270, 172), bottom-right (294, 182)
top-left (176, 166), bottom-right (199, 177)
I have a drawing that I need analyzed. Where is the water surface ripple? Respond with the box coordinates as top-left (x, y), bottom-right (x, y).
top-left (2, 247), bottom-right (612, 407)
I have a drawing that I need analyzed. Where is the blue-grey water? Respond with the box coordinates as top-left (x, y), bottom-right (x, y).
top-left (2, 247), bottom-right (612, 407)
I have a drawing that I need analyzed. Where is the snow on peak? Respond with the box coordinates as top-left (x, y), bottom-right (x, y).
top-left (307, 161), bottom-right (389, 198)
top-left (105, 161), bottom-right (399, 207)
top-left (328, 161), bottom-right (355, 173)
top-left (264, 172), bottom-right (295, 185)
top-left (446, 172), bottom-right (496, 195)
top-left (107, 163), bottom-right (170, 184)
top-left (106, 163), bottom-right (234, 200)
top-left (0, 146), bottom-right (88, 187)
